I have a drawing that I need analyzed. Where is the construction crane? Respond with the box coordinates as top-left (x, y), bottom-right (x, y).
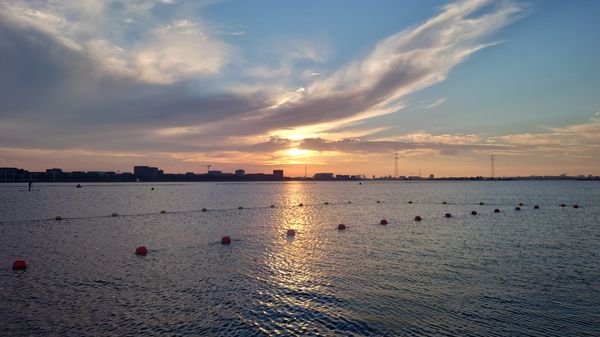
top-left (206, 164), bottom-right (212, 173)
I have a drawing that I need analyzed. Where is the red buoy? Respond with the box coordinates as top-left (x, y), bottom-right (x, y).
top-left (286, 229), bottom-right (296, 236)
top-left (12, 259), bottom-right (27, 270)
top-left (380, 219), bottom-right (388, 225)
top-left (414, 216), bottom-right (422, 221)
top-left (337, 224), bottom-right (346, 230)
top-left (221, 236), bottom-right (232, 244)
top-left (135, 246), bottom-right (148, 256)
top-left (445, 213), bottom-right (452, 218)
top-left (471, 211), bottom-right (478, 215)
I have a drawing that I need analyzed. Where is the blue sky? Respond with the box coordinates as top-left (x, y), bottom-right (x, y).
top-left (0, 0), bottom-right (599, 176)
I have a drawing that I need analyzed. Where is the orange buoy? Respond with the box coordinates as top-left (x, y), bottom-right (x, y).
top-left (135, 246), bottom-right (148, 256)
top-left (380, 219), bottom-right (388, 225)
top-left (515, 206), bottom-right (521, 211)
top-left (111, 212), bottom-right (119, 217)
top-left (12, 259), bottom-right (27, 270)
top-left (471, 211), bottom-right (478, 215)
top-left (286, 229), bottom-right (296, 236)
top-left (55, 215), bottom-right (63, 221)
top-left (414, 216), bottom-right (422, 221)
top-left (573, 204), bottom-right (580, 209)
top-left (534, 205), bottom-right (540, 209)
top-left (221, 236), bottom-right (232, 244)
top-left (445, 213), bottom-right (452, 218)
top-left (494, 209), bottom-right (500, 213)
top-left (337, 224), bottom-right (346, 230)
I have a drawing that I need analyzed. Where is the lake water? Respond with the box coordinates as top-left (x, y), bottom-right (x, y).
top-left (1, 181), bottom-right (599, 336)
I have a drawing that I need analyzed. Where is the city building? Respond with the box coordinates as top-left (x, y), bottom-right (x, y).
top-left (133, 166), bottom-right (163, 181)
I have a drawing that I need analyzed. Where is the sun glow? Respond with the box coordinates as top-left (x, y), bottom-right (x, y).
top-left (286, 148), bottom-right (312, 157)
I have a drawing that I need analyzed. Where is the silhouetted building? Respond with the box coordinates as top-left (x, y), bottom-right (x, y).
top-left (235, 169), bottom-right (246, 177)
top-left (46, 168), bottom-right (63, 181)
top-left (0, 167), bottom-right (30, 182)
top-left (134, 166), bottom-right (163, 181)
top-left (208, 170), bottom-right (223, 176)
top-left (314, 173), bottom-right (334, 180)
top-left (273, 170), bottom-right (284, 179)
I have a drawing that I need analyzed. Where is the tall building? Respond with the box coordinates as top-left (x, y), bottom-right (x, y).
top-left (235, 169), bottom-right (246, 176)
top-left (133, 166), bottom-right (163, 181)
top-left (273, 170), bottom-right (284, 179)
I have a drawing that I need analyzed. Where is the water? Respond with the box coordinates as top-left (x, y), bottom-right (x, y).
top-left (1, 181), bottom-right (599, 336)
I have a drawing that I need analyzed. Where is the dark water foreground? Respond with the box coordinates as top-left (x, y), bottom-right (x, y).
top-left (1, 181), bottom-right (599, 336)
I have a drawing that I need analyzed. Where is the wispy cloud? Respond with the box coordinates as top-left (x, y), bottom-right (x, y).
top-left (0, 0), bottom-right (533, 173)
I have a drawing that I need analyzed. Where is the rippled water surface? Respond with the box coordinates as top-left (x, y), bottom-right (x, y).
top-left (1, 181), bottom-right (599, 336)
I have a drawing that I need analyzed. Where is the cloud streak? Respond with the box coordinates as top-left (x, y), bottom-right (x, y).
top-left (0, 0), bottom-right (545, 174)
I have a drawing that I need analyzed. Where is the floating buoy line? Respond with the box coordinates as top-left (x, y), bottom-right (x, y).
top-left (0, 199), bottom-right (586, 225)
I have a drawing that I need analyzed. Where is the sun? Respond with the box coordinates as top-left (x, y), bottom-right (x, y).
top-left (286, 148), bottom-right (312, 157)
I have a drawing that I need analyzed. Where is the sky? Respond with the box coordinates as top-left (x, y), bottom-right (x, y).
top-left (0, 0), bottom-right (599, 177)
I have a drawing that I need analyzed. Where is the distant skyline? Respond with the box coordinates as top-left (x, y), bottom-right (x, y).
top-left (1, 0), bottom-right (599, 177)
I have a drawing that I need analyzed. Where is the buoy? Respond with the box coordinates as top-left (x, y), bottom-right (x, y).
top-left (111, 212), bottom-right (119, 217)
top-left (445, 213), bottom-right (452, 218)
top-left (534, 205), bottom-right (540, 209)
top-left (270, 205), bottom-right (275, 208)
top-left (408, 201), bottom-right (413, 204)
top-left (359, 182), bottom-right (362, 185)
top-left (221, 236), bottom-right (231, 244)
top-left (376, 200), bottom-right (380, 204)
top-left (12, 259), bottom-right (27, 270)
top-left (494, 209), bottom-right (500, 213)
top-left (442, 201), bottom-right (447, 205)
top-left (573, 204), bottom-right (580, 209)
top-left (298, 203), bottom-right (304, 207)
top-left (380, 219), bottom-right (388, 225)
top-left (151, 187), bottom-right (154, 190)
top-left (414, 216), bottom-right (422, 221)
top-left (202, 208), bottom-right (208, 212)
top-left (337, 224), bottom-right (346, 230)
top-left (560, 203), bottom-right (566, 207)
top-left (238, 206), bottom-right (243, 210)
top-left (55, 215), bottom-right (63, 221)
top-left (135, 246), bottom-right (147, 256)
top-left (471, 211), bottom-right (478, 215)
top-left (518, 202), bottom-right (524, 206)
top-left (324, 202), bottom-right (329, 205)
top-left (479, 202), bottom-right (484, 205)
top-left (286, 229), bottom-right (296, 236)
top-left (76, 184), bottom-right (82, 188)
top-left (348, 201), bottom-right (352, 204)
top-left (515, 207), bottom-right (521, 211)
top-left (160, 210), bottom-right (167, 214)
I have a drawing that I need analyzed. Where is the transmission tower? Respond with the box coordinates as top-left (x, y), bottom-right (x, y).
top-left (394, 152), bottom-right (398, 178)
